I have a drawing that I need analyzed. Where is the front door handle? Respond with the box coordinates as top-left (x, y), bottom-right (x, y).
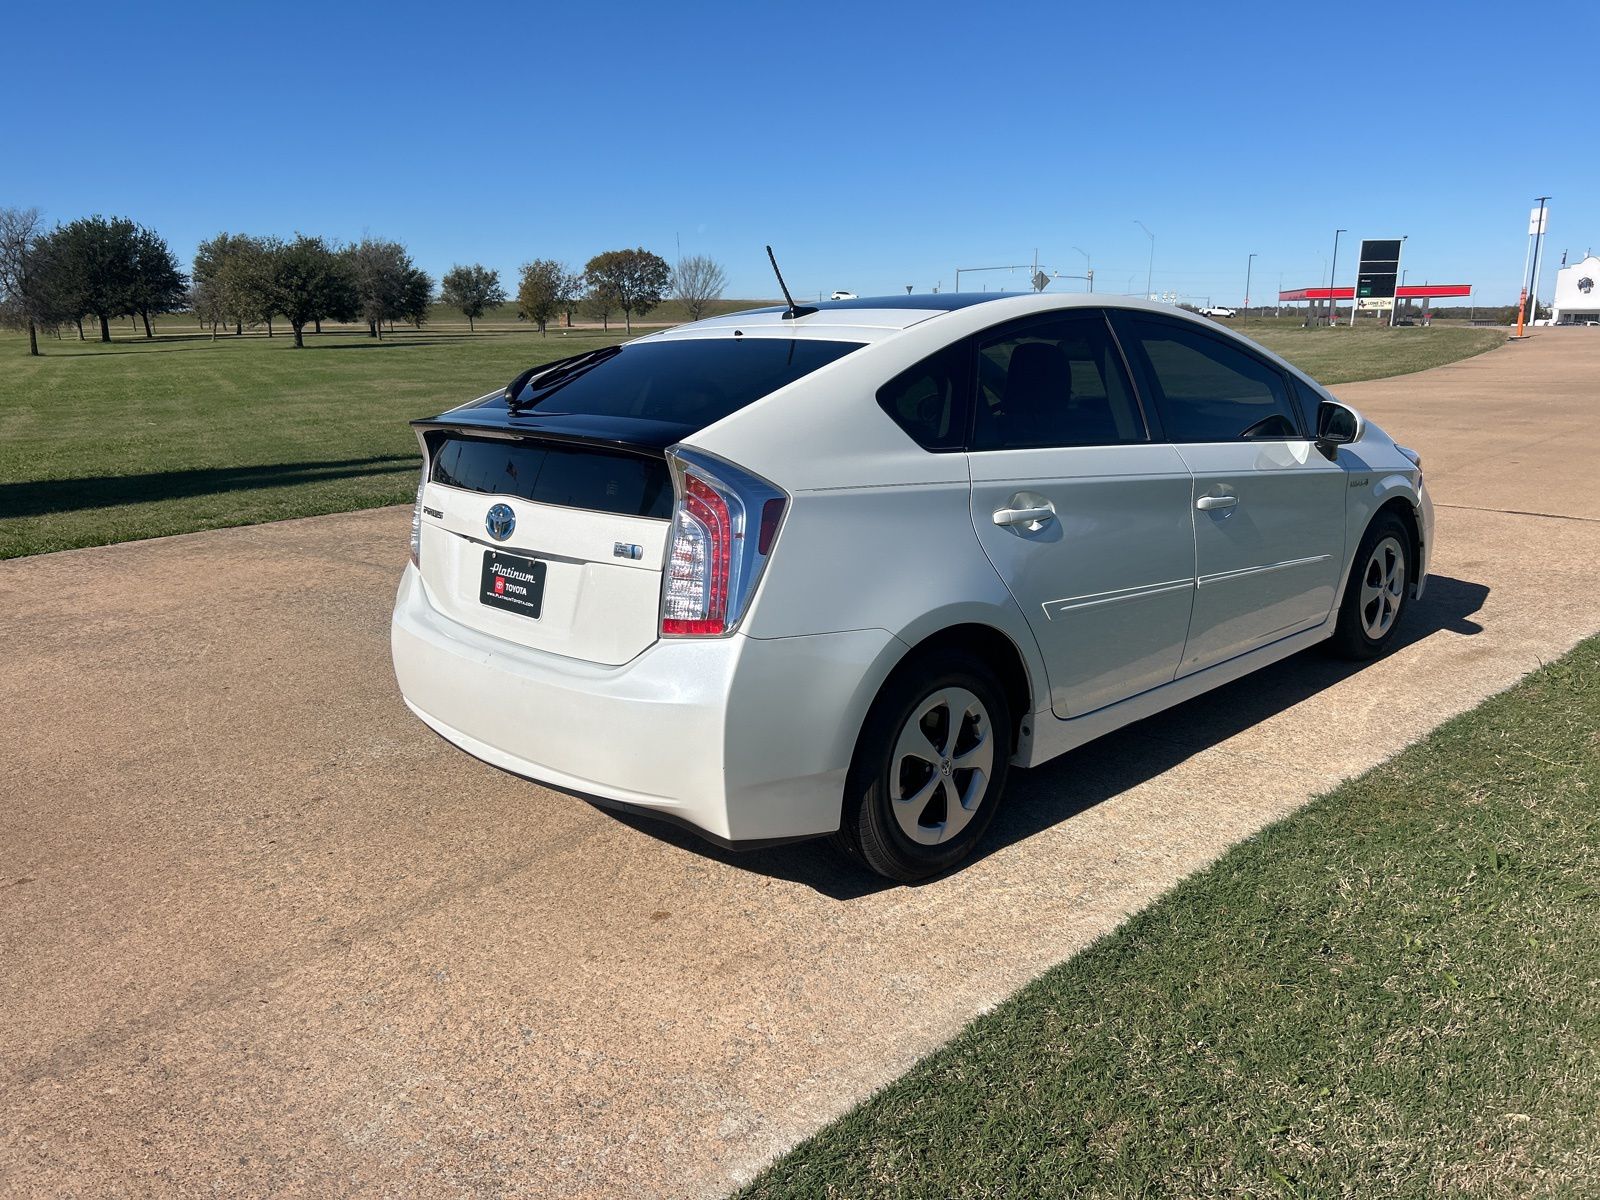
top-left (1196, 494), bottom-right (1239, 511)
top-left (993, 492), bottom-right (1056, 531)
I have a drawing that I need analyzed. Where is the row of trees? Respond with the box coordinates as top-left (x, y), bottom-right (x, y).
top-left (1, 205), bottom-right (730, 355)
top-left (0, 209), bottom-right (434, 352)
top-left (494, 249), bottom-right (725, 337)
top-left (191, 233), bottom-right (432, 346)
top-left (0, 210), bottom-right (186, 352)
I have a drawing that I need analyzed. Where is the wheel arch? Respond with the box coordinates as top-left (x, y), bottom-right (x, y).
top-left (872, 621), bottom-right (1037, 759)
top-left (1373, 492), bottom-right (1423, 589)
top-left (1376, 496), bottom-right (1427, 576)
top-left (1339, 474), bottom-right (1424, 609)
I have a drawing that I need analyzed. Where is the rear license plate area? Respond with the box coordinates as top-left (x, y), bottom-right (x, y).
top-left (480, 550), bottom-right (546, 619)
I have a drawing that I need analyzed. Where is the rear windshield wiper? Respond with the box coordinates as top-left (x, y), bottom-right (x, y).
top-left (504, 345), bottom-right (624, 412)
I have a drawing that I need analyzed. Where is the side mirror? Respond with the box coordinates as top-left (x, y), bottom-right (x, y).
top-left (1315, 400), bottom-right (1364, 451)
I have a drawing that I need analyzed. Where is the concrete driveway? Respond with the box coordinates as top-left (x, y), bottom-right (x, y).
top-left (3, 330), bottom-right (1597, 1198)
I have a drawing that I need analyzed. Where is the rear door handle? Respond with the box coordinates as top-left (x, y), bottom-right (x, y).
top-left (993, 493), bottom-right (1056, 530)
top-left (1196, 494), bottom-right (1238, 511)
top-left (993, 505), bottom-right (1055, 527)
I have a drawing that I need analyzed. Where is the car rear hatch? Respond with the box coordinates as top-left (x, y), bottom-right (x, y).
top-left (409, 335), bottom-right (864, 666)
top-left (414, 420), bottom-right (679, 666)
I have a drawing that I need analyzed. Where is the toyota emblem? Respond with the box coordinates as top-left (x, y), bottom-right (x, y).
top-left (485, 503), bottom-right (515, 541)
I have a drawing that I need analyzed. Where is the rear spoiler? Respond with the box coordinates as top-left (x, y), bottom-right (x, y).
top-left (411, 409), bottom-right (694, 459)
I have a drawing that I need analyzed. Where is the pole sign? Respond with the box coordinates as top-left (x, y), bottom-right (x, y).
top-left (1354, 238), bottom-right (1403, 312)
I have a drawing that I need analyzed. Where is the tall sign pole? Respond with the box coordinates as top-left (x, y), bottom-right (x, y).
top-left (1523, 198), bottom-right (1548, 326)
top-left (1389, 237), bottom-right (1407, 327)
top-left (1244, 253), bottom-right (1256, 315)
top-left (1527, 197), bottom-right (1551, 325)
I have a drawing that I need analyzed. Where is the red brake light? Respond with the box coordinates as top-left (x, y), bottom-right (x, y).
top-left (662, 473), bottom-right (732, 635)
top-left (659, 451), bottom-right (787, 639)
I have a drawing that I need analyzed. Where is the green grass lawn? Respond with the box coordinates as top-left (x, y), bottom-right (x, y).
top-left (0, 318), bottom-right (1506, 560)
top-left (0, 326), bottom-right (631, 558)
top-left (1241, 321), bottom-right (1506, 386)
top-left (739, 636), bottom-right (1600, 1199)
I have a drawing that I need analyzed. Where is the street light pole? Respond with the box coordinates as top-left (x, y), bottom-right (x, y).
top-left (1073, 246), bottom-right (1092, 292)
top-left (1328, 228), bottom-right (1346, 327)
top-left (1135, 221), bottom-right (1155, 299)
top-left (1244, 253), bottom-right (1256, 317)
top-left (955, 263), bottom-right (1032, 292)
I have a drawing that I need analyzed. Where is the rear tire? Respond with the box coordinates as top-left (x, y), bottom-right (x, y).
top-left (835, 651), bottom-right (1012, 882)
top-left (1328, 511), bottom-right (1412, 660)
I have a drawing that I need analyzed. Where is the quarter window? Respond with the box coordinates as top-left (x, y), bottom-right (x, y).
top-left (970, 314), bottom-right (1144, 451)
top-left (875, 342), bottom-right (970, 451)
top-left (1118, 316), bottom-right (1302, 442)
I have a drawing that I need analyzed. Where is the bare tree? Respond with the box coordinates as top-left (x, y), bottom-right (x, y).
top-left (0, 207), bottom-right (53, 355)
top-left (668, 254), bottom-right (727, 322)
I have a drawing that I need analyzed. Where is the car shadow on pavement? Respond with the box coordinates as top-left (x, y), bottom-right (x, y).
top-left (605, 574), bottom-right (1489, 901)
top-left (1, 455), bottom-right (420, 517)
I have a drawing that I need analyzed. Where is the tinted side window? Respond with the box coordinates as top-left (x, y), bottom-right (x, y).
top-left (876, 342), bottom-right (970, 451)
top-left (971, 315), bottom-right (1144, 451)
top-left (1119, 317), bottom-right (1302, 442)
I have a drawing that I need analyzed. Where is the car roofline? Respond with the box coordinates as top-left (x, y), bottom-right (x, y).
top-left (636, 293), bottom-right (1233, 344)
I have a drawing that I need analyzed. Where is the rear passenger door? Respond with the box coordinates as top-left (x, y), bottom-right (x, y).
top-left (960, 311), bottom-right (1196, 718)
top-left (1111, 312), bottom-right (1346, 676)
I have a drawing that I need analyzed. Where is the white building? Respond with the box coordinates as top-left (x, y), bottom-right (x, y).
top-left (1551, 253), bottom-right (1600, 325)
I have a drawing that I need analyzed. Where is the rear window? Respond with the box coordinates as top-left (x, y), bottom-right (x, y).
top-left (509, 337), bottom-right (863, 427)
top-left (428, 435), bottom-right (673, 519)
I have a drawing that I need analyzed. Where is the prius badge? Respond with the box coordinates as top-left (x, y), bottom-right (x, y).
top-left (485, 503), bottom-right (515, 542)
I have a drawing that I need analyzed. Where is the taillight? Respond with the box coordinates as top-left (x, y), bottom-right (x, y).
top-left (409, 476), bottom-right (425, 567)
top-left (660, 449), bottom-right (787, 638)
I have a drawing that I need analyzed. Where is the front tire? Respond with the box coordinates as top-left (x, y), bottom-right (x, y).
top-left (835, 651), bottom-right (1012, 882)
top-left (1328, 511), bottom-right (1411, 660)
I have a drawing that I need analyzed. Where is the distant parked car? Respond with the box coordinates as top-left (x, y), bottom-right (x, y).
top-left (831, 290), bottom-right (858, 300)
top-left (1200, 306), bottom-right (1236, 318)
top-left (393, 294), bottom-right (1431, 881)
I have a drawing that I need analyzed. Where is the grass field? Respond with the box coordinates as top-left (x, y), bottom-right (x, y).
top-left (0, 327), bottom-right (630, 558)
top-left (1235, 319), bottom-right (1506, 385)
top-left (740, 635), bottom-right (1600, 1199)
top-left (0, 318), bottom-right (1505, 560)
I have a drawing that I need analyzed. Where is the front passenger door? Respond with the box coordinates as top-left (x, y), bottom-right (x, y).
top-left (1112, 313), bottom-right (1347, 676)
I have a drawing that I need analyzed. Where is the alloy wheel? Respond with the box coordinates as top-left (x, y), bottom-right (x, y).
top-left (1359, 535), bottom-right (1406, 640)
top-left (889, 687), bottom-right (995, 846)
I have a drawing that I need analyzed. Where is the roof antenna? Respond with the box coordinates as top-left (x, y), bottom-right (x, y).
top-left (766, 245), bottom-right (817, 320)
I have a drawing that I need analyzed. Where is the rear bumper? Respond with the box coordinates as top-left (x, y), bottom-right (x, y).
top-left (390, 565), bottom-right (901, 843)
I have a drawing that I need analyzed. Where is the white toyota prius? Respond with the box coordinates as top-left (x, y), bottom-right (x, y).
top-left (392, 293), bottom-right (1431, 881)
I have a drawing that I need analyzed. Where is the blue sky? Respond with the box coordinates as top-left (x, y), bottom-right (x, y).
top-left (4, 1), bottom-right (1594, 306)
